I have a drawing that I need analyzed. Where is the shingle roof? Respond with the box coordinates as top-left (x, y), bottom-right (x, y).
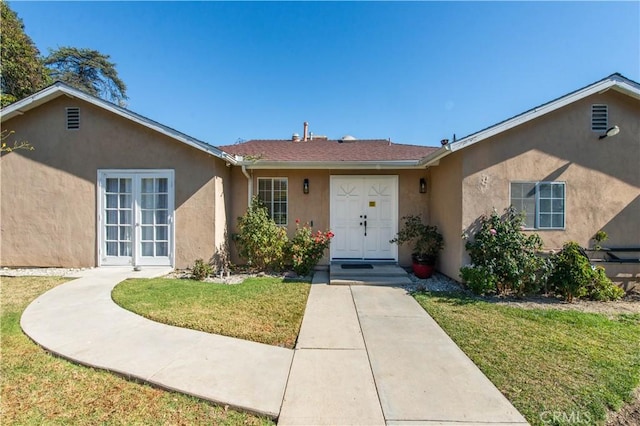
top-left (219, 139), bottom-right (438, 162)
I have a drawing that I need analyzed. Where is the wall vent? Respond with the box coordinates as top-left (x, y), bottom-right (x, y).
top-left (66, 107), bottom-right (80, 130)
top-left (591, 104), bottom-right (607, 132)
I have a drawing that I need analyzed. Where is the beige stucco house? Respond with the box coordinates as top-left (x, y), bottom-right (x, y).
top-left (1, 85), bottom-right (235, 269)
top-left (2, 73), bottom-right (638, 285)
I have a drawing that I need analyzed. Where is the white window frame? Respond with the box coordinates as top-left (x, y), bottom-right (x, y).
top-left (97, 169), bottom-right (175, 267)
top-left (510, 181), bottom-right (566, 230)
top-left (257, 177), bottom-right (288, 226)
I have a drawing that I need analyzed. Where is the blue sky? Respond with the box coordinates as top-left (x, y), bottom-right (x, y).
top-left (10, 1), bottom-right (640, 147)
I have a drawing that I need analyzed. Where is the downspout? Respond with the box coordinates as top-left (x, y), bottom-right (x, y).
top-left (241, 164), bottom-right (252, 206)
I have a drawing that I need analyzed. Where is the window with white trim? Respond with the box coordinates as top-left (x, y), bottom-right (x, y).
top-left (591, 104), bottom-right (607, 132)
top-left (510, 182), bottom-right (565, 229)
top-left (66, 107), bottom-right (80, 130)
top-left (257, 178), bottom-right (288, 225)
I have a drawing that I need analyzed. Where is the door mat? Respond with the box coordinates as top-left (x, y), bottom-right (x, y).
top-left (340, 264), bottom-right (374, 269)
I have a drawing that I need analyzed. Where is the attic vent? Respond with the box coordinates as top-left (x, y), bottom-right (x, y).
top-left (591, 104), bottom-right (607, 132)
top-left (66, 107), bottom-right (80, 130)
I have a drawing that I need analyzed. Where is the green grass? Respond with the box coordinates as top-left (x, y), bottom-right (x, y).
top-left (1, 276), bottom-right (273, 425)
top-left (112, 277), bottom-right (311, 348)
top-left (414, 291), bottom-right (640, 426)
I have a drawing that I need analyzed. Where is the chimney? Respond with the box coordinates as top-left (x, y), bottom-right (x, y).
top-left (292, 133), bottom-right (300, 142)
top-left (441, 139), bottom-right (449, 146)
top-left (303, 122), bottom-right (309, 142)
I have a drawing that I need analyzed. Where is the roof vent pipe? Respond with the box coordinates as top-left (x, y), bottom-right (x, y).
top-left (303, 122), bottom-right (309, 141)
top-left (292, 133), bottom-right (300, 142)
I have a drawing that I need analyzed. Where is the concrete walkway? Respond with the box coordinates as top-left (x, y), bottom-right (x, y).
top-left (20, 267), bottom-right (293, 418)
top-left (21, 267), bottom-right (528, 425)
top-left (279, 274), bottom-right (528, 425)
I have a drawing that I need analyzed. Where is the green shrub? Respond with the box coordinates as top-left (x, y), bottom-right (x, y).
top-left (549, 242), bottom-right (624, 302)
top-left (548, 242), bottom-right (590, 302)
top-left (191, 259), bottom-right (212, 281)
top-left (390, 215), bottom-right (444, 264)
top-left (589, 266), bottom-right (624, 301)
top-left (461, 207), bottom-right (547, 296)
top-left (236, 197), bottom-right (288, 271)
top-left (288, 221), bottom-right (334, 276)
top-left (592, 230), bottom-right (608, 250)
top-left (460, 265), bottom-right (497, 295)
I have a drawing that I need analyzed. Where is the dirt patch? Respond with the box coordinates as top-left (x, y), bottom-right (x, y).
top-left (607, 388), bottom-right (640, 426)
top-left (164, 268), bottom-right (305, 285)
top-left (481, 289), bottom-right (640, 316)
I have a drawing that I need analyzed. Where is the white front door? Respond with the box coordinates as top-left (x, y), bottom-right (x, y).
top-left (330, 176), bottom-right (398, 261)
top-left (98, 170), bottom-right (174, 267)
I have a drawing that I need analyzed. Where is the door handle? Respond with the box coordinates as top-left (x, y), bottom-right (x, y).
top-left (364, 219), bottom-right (367, 236)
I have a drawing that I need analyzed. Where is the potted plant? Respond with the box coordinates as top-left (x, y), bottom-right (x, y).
top-left (390, 215), bottom-right (444, 278)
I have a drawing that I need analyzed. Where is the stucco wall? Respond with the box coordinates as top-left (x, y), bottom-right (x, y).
top-left (427, 153), bottom-right (464, 280)
top-left (228, 168), bottom-right (429, 266)
top-left (457, 89), bottom-right (639, 277)
top-left (1, 96), bottom-right (229, 269)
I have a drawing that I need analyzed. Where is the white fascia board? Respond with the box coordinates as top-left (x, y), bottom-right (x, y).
top-left (418, 76), bottom-right (640, 166)
top-left (1, 83), bottom-right (238, 164)
top-left (418, 145), bottom-right (451, 166)
top-left (1, 85), bottom-right (62, 120)
top-left (447, 77), bottom-right (640, 153)
top-left (239, 160), bottom-right (426, 170)
top-left (608, 80), bottom-right (640, 100)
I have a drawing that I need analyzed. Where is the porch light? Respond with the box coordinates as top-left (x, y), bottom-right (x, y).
top-left (419, 178), bottom-right (426, 193)
top-left (303, 178), bottom-right (309, 194)
top-left (599, 125), bottom-right (620, 140)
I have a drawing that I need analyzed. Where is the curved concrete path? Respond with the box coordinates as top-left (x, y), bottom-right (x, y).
top-left (20, 267), bottom-right (293, 418)
top-left (21, 267), bottom-right (529, 425)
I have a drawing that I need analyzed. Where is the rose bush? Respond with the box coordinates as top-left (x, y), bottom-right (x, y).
top-left (460, 207), bottom-right (549, 296)
top-left (288, 220), bottom-right (334, 276)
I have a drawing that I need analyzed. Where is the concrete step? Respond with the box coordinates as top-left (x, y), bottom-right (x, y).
top-left (330, 278), bottom-right (413, 286)
top-left (330, 264), bottom-right (411, 286)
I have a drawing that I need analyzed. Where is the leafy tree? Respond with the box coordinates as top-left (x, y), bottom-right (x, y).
top-left (44, 46), bottom-right (128, 105)
top-left (0, 1), bottom-right (51, 107)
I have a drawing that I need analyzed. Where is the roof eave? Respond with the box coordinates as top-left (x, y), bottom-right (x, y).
top-left (1, 83), bottom-right (238, 164)
top-left (239, 160), bottom-right (426, 170)
top-left (418, 144), bottom-right (452, 166)
top-left (446, 74), bottom-right (640, 154)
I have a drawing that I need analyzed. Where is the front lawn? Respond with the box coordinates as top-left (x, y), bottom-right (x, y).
top-left (1, 276), bottom-right (272, 425)
top-left (414, 291), bottom-right (640, 426)
top-left (112, 276), bottom-right (311, 348)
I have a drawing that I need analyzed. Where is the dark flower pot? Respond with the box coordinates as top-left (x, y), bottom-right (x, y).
top-left (412, 262), bottom-right (435, 279)
top-left (411, 254), bottom-right (436, 279)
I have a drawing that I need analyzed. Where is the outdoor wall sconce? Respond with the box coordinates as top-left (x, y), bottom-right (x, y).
top-left (303, 178), bottom-right (309, 194)
top-left (599, 125), bottom-right (620, 140)
top-left (419, 178), bottom-right (426, 193)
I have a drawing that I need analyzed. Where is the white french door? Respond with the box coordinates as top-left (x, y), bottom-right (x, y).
top-left (330, 176), bottom-right (398, 261)
top-left (98, 170), bottom-right (174, 267)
